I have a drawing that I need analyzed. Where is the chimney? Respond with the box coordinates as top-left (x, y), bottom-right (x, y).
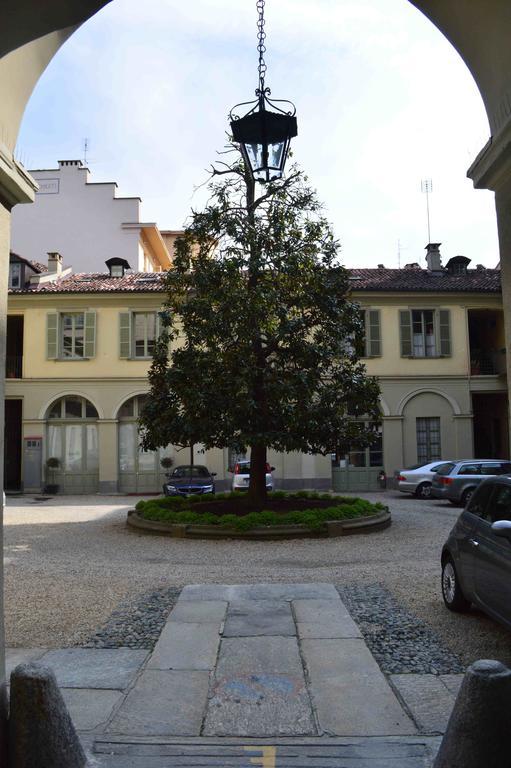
top-left (425, 243), bottom-right (443, 272)
top-left (47, 252), bottom-right (63, 275)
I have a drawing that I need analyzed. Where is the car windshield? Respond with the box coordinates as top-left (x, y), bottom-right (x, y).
top-left (172, 466), bottom-right (210, 478)
top-left (235, 463), bottom-right (250, 474)
top-left (435, 462), bottom-right (456, 476)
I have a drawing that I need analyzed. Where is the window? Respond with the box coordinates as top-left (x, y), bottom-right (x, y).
top-left (119, 312), bottom-right (161, 359)
top-left (400, 309), bottom-right (451, 357)
top-left (412, 310), bottom-right (436, 357)
top-left (489, 485), bottom-right (511, 523)
top-left (334, 423), bottom-right (383, 468)
top-left (458, 464), bottom-right (481, 476)
top-left (466, 482), bottom-right (494, 520)
top-left (46, 312), bottom-right (96, 360)
top-left (359, 309), bottom-right (381, 357)
top-left (416, 417), bottom-right (441, 463)
top-left (9, 263), bottom-right (21, 289)
top-left (134, 313), bottom-right (156, 358)
top-left (61, 313), bottom-right (84, 358)
top-left (46, 397), bottom-right (99, 477)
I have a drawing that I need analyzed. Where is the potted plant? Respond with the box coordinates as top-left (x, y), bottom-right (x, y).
top-left (160, 456), bottom-right (174, 478)
top-left (44, 457), bottom-right (60, 494)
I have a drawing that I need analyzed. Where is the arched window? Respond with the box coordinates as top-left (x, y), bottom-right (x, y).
top-left (45, 396), bottom-right (99, 492)
top-left (117, 395), bottom-right (171, 492)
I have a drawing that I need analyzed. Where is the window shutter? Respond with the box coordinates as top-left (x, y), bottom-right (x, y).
top-left (399, 310), bottom-right (412, 356)
top-left (84, 311), bottom-right (96, 358)
top-left (47, 313), bottom-right (58, 360)
top-left (367, 310), bottom-right (381, 356)
top-left (438, 309), bottom-right (451, 356)
top-left (119, 312), bottom-right (131, 358)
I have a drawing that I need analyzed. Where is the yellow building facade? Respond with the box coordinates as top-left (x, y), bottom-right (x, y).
top-left (5, 250), bottom-right (507, 495)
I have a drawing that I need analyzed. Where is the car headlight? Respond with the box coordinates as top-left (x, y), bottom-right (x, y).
top-left (203, 485), bottom-right (213, 492)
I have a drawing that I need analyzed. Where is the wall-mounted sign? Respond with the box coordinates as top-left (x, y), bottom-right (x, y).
top-left (36, 179), bottom-right (59, 195)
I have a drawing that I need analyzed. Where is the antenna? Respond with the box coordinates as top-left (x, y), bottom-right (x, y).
top-left (421, 179), bottom-right (433, 244)
top-left (397, 239), bottom-right (408, 269)
top-left (82, 138), bottom-right (89, 166)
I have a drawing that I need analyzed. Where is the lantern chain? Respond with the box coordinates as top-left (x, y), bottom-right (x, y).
top-left (256, 0), bottom-right (268, 93)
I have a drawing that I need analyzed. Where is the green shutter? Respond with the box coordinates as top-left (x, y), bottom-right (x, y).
top-left (47, 313), bottom-right (58, 359)
top-left (367, 310), bottom-right (381, 356)
top-left (84, 311), bottom-right (96, 358)
top-left (439, 309), bottom-right (451, 356)
top-left (119, 312), bottom-right (131, 358)
top-left (399, 310), bottom-right (412, 356)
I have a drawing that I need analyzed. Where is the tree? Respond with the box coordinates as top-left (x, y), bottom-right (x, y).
top-left (139, 153), bottom-right (381, 506)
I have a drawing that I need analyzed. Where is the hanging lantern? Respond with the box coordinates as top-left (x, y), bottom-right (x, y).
top-left (230, 0), bottom-right (297, 183)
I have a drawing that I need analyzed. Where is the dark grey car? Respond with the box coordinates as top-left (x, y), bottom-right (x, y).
top-left (441, 477), bottom-right (511, 630)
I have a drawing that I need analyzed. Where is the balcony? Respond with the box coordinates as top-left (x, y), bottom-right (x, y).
top-left (5, 355), bottom-right (22, 379)
top-left (470, 348), bottom-right (506, 376)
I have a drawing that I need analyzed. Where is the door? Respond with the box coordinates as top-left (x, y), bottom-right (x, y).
top-left (4, 399), bottom-right (22, 490)
top-left (473, 483), bottom-right (511, 624)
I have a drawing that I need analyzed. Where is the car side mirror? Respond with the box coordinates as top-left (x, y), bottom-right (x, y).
top-left (491, 520), bottom-right (511, 541)
top-left (211, 472), bottom-right (217, 477)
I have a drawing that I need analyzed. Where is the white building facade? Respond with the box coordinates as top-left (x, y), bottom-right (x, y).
top-left (11, 160), bottom-right (172, 273)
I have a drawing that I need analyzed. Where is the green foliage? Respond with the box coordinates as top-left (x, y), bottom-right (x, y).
top-left (139, 154), bottom-right (380, 500)
top-left (138, 492), bottom-right (386, 532)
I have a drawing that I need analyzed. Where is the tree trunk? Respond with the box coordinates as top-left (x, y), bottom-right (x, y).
top-left (245, 174), bottom-right (268, 509)
top-left (248, 443), bottom-right (267, 507)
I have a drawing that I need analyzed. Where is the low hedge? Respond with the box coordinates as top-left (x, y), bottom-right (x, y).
top-left (136, 491), bottom-right (386, 532)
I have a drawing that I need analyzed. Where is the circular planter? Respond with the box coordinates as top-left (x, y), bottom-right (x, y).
top-left (126, 509), bottom-right (391, 539)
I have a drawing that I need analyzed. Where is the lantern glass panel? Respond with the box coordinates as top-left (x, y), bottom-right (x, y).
top-left (268, 141), bottom-right (285, 170)
top-left (245, 143), bottom-right (263, 172)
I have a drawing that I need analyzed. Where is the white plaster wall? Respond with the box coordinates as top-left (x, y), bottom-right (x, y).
top-left (11, 162), bottom-right (142, 271)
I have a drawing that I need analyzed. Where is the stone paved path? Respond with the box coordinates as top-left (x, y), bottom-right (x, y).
top-left (7, 584), bottom-right (462, 766)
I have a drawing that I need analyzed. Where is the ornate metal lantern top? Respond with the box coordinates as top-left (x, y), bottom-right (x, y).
top-left (229, 0), bottom-right (297, 183)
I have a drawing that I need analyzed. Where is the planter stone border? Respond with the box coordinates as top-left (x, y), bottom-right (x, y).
top-left (126, 508), bottom-right (391, 539)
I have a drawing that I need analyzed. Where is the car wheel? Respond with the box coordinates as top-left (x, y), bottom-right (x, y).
top-left (415, 482), bottom-right (432, 499)
top-left (461, 488), bottom-right (474, 507)
top-left (441, 557), bottom-right (470, 613)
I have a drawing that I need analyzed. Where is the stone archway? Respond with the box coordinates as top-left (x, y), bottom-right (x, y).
top-left (2, 0), bottom-right (511, 758)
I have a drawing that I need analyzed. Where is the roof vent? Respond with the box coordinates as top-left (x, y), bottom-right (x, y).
top-left (404, 262), bottom-right (421, 270)
top-left (476, 264), bottom-right (486, 272)
top-left (106, 257), bottom-right (131, 278)
top-left (446, 255), bottom-right (471, 275)
top-left (377, 264), bottom-right (385, 269)
top-left (135, 276), bottom-right (161, 284)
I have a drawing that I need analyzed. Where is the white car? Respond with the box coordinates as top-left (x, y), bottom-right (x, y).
top-left (231, 460), bottom-right (274, 492)
top-left (395, 460), bottom-right (455, 499)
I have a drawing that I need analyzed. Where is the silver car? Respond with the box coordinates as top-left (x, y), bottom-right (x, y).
top-left (396, 460), bottom-right (455, 499)
top-left (441, 477), bottom-right (511, 629)
top-left (431, 459), bottom-right (511, 506)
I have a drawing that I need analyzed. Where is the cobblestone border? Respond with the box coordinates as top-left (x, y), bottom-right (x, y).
top-left (80, 585), bottom-right (182, 650)
top-left (337, 583), bottom-right (464, 675)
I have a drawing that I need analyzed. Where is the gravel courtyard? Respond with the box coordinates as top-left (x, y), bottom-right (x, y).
top-left (4, 491), bottom-right (511, 666)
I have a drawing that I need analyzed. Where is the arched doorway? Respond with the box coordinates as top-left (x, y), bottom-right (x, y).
top-left (45, 395), bottom-right (99, 493)
top-left (117, 394), bottom-right (171, 493)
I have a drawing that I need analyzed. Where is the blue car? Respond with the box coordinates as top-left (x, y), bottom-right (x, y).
top-left (163, 465), bottom-right (216, 497)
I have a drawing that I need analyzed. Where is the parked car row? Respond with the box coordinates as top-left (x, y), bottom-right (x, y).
top-left (162, 461), bottom-right (275, 496)
top-left (396, 458), bottom-right (511, 504)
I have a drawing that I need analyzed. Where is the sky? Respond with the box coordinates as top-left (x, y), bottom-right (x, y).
top-left (16, 0), bottom-right (500, 269)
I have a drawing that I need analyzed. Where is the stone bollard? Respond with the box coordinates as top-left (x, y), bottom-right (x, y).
top-left (8, 662), bottom-right (87, 768)
top-left (434, 659), bottom-right (511, 768)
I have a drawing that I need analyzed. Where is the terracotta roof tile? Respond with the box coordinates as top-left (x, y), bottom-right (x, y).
top-left (348, 268), bottom-right (501, 293)
top-left (9, 271), bottom-right (167, 294)
top-left (7, 266), bottom-right (501, 295)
